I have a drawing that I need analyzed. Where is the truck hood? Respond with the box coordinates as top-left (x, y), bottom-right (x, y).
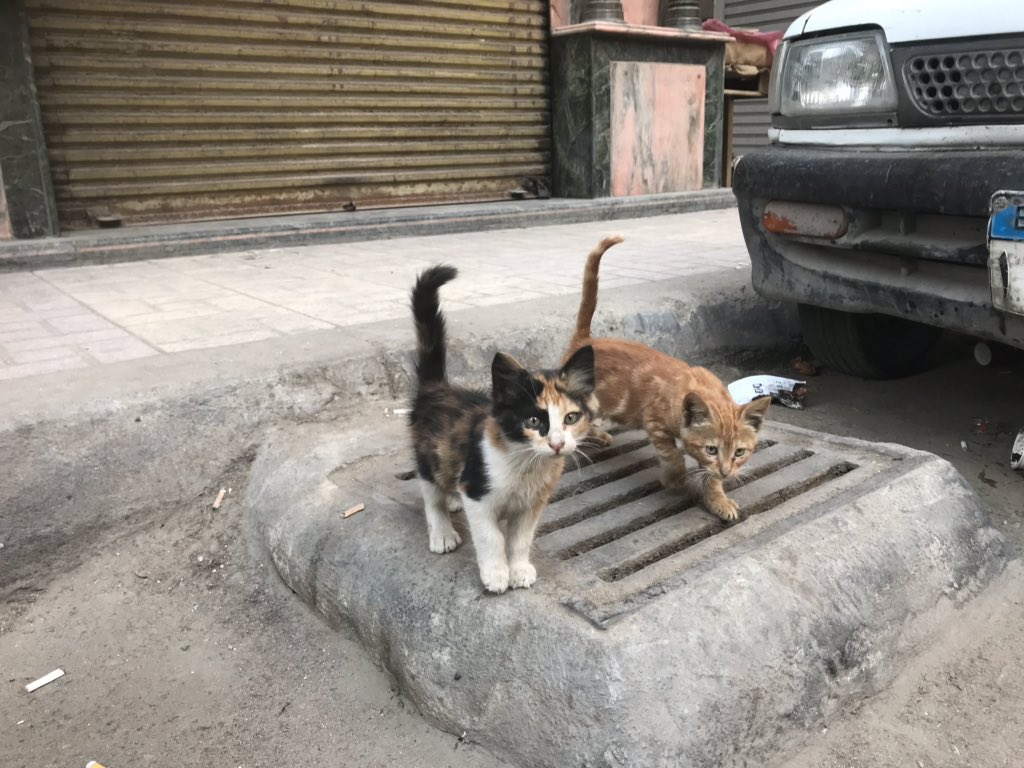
top-left (788, 0), bottom-right (1010, 44)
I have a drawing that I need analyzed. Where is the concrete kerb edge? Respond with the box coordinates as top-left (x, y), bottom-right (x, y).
top-left (0, 270), bottom-right (797, 596)
top-left (0, 189), bottom-right (738, 271)
top-left (244, 416), bottom-right (1011, 768)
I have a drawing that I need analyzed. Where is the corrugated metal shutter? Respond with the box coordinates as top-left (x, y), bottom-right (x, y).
top-left (725, 0), bottom-right (815, 33)
top-left (24, 0), bottom-right (550, 230)
top-left (724, 0), bottom-right (818, 157)
top-left (731, 97), bottom-right (771, 158)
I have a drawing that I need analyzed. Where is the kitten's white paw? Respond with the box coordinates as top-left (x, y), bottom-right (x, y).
top-left (508, 562), bottom-right (537, 589)
top-left (708, 496), bottom-right (739, 521)
top-left (479, 564), bottom-right (510, 594)
top-left (429, 528), bottom-right (462, 554)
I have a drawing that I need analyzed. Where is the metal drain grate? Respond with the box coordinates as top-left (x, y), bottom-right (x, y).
top-left (538, 429), bottom-right (865, 627)
top-left (390, 426), bottom-right (880, 627)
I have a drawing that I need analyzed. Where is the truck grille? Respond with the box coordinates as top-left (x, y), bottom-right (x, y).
top-left (899, 42), bottom-right (1024, 121)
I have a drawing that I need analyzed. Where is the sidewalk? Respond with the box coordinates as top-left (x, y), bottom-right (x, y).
top-left (1, 204), bottom-right (802, 597)
top-left (0, 207), bottom-right (750, 383)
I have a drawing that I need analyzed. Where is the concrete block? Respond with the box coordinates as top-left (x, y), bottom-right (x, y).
top-left (246, 419), bottom-right (1008, 768)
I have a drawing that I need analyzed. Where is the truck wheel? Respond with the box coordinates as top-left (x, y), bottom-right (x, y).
top-left (798, 304), bottom-right (941, 379)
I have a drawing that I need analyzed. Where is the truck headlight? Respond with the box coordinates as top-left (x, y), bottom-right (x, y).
top-left (770, 31), bottom-right (897, 118)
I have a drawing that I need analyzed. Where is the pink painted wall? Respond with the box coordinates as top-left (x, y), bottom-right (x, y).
top-left (610, 61), bottom-right (705, 196)
top-left (623, 0), bottom-right (659, 27)
top-left (550, 0), bottom-right (661, 29)
top-left (550, 0), bottom-right (571, 28)
top-left (0, 172), bottom-right (10, 240)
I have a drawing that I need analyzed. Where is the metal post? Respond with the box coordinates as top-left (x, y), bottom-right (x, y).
top-left (580, 0), bottom-right (624, 23)
top-left (663, 0), bottom-right (703, 31)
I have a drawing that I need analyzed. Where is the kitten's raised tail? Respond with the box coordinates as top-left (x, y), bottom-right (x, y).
top-left (571, 235), bottom-right (624, 348)
top-left (411, 264), bottom-right (458, 386)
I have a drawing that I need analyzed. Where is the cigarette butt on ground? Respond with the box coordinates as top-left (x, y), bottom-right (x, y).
top-left (212, 488), bottom-right (227, 510)
top-left (25, 668), bottom-right (64, 693)
top-left (342, 502), bottom-right (365, 519)
top-left (86, 762), bottom-right (107, 768)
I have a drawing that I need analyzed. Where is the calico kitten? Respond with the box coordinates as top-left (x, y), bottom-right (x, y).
top-left (409, 265), bottom-right (598, 593)
top-left (562, 236), bottom-right (771, 522)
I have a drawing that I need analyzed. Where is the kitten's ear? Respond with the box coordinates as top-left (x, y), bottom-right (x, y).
top-left (491, 352), bottom-right (527, 403)
top-left (683, 392), bottom-right (712, 427)
top-left (560, 345), bottom-right (595, 392)
top-left (741, 396), bottom-right (771, 431)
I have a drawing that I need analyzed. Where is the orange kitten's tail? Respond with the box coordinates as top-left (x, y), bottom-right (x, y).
top-left (571, 235), bottom-right (624, 347)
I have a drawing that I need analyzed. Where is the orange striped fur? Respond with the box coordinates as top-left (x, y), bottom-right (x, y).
top-left (564, 236), bottom-right (770, 521)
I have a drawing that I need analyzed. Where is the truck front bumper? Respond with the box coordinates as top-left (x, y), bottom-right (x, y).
top-left (732, 146), bottom-right (1024, 348)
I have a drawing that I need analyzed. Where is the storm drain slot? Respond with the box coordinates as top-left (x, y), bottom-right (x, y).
top-left (549, 456), bottom-right (659, 502)
top-left (597, 460), bottom-right (858, 583)
top-left (537, 480), bottom-right (663, 535)
top-left (574, 437), bottom-right (651, 463)
top-left (558, 449), bottom-right (814, 560)
top-left (740, 461), bottom-right (858, 517)
top-left (557, 497), bottom-right (690, 559)
top-left (730, 448), bottom-right (813, 487)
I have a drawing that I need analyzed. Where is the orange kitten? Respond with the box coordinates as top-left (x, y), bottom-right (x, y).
top-left (562, 236), bottom-right (770, 521)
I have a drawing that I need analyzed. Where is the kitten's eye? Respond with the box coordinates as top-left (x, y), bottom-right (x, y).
top-left (734, 448), bottom-right (747, 458)
top-left (705, 445), bottom-right (718, 456)
top-left (564, 411), bottom-right (581, 425)
top-left (524, 416), bottom-right (542, 429)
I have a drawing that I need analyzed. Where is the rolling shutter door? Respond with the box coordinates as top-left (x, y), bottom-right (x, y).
top-left (724, 0), bottom-right (817, 157)
top-left (725, 0), bottom-right (817, 33)
top-left (24, 0), bottom-right (551, 230)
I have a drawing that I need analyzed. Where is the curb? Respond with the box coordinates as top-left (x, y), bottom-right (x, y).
top-left (0, 269), bottom-right (797, 597)
top-left (0, 189), bottom-right (736, 271)
top-left (246, 415), bottom-right (1009, 768)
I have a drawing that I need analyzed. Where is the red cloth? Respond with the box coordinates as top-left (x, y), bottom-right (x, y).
top-left (703, 18), bottom-right (785, 62)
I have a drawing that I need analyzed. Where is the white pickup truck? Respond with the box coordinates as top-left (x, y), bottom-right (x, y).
top-left (732, 0), bottom-right (1024, 377)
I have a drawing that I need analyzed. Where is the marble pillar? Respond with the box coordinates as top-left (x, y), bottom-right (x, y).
top-left (551, 22), bottom-right (728, 198)
top-left (0, 0), bottom-right (57, 238)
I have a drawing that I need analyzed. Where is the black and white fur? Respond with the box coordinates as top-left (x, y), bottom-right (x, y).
top-left (408, 265), bottom-right (596, 593)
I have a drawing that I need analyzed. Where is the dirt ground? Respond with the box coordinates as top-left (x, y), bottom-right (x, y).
top-left (764, 337), bottom-right (1024, 768)
top-left (0, 460), bottom-right (508, 768)
top-left (2, 334), bottom-right (1022, 768)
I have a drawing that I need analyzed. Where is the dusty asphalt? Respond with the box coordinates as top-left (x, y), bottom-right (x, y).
top-left (2, 334), bottom-right (1023, 768)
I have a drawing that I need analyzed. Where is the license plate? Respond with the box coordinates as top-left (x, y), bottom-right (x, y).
top-left (988, 191), bottom-right (1024, 317)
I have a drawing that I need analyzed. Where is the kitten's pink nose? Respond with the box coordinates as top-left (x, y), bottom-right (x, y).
top-left (550, 441), bottom-right (564, 454)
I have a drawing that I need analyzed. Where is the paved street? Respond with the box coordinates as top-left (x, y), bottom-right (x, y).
top-left (0, 208), bottom-right (747, 381)
top-left (1, 202), bottom-right (1023, 767)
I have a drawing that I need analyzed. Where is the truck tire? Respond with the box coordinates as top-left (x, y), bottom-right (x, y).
top-left (798, 304), bottom-right (942, 379)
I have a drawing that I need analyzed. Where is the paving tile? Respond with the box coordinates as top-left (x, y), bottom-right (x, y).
top-left (0, 324), bottom-right (50, 343)
top-left (3, 328), bottom-right (120, 352)
top-left (21, 296), bottom-right (83, 312)
top-left (0, 356), bottom-right (87, 380)
top-left (46, 313), bottom-right (121, 334)
top-left (81, 337), bottom-right (158, 364)
top-left (0, 307), bottom-right (31, 322)
top-left (0, 207), bottom-right (752, 383)
top-left (9, 345), bottom-right (85, 365)
top-left (85, 300), bottom-right (160, 320)
top-left (257, 311), bottom-right (333, 334)
top-left (158, 329), bottom-right (280, 353)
